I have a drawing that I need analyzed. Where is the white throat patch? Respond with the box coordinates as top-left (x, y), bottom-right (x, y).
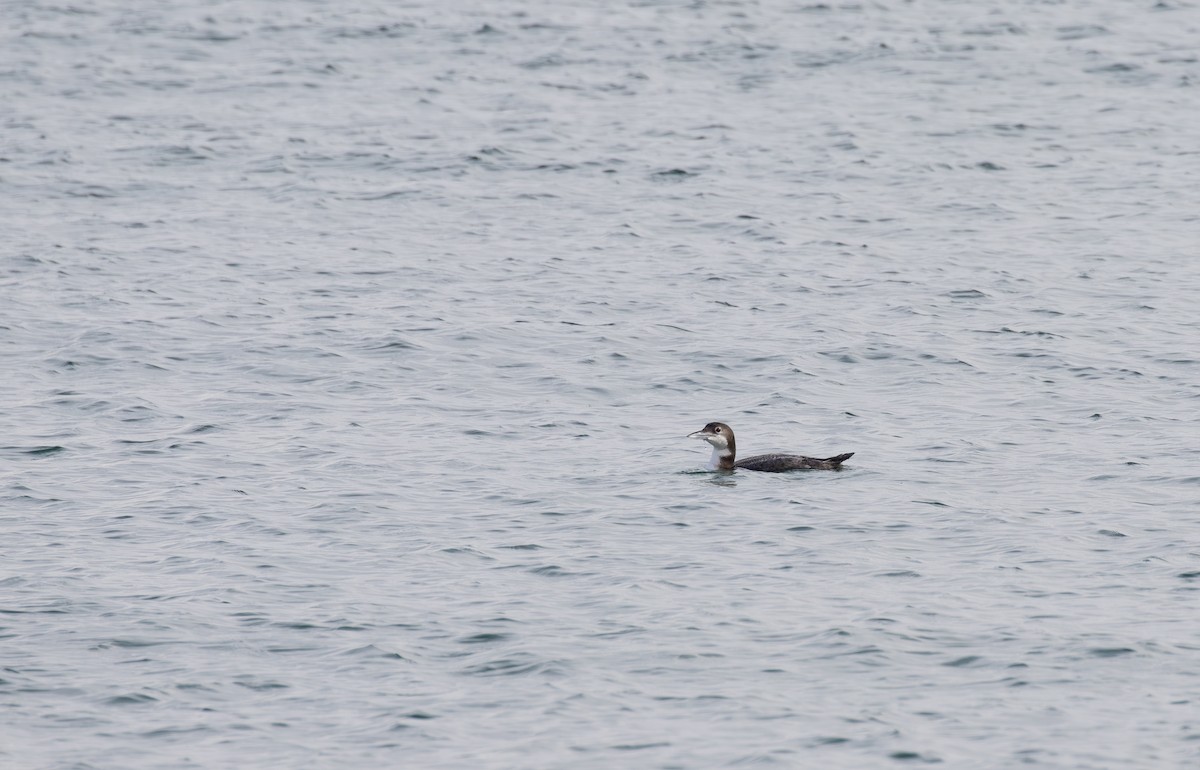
top-left (704, 434), bottom-right (729, 450)
top-left (707, 446), bottom-right (733, 470)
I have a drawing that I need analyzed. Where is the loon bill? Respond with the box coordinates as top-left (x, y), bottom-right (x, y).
top-left (687, 422), bottom-right (854, 472)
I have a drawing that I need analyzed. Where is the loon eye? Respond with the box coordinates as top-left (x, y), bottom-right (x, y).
top-left (713, 426), bottom-right (721, 433)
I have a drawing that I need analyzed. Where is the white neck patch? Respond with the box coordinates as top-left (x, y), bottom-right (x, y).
top-left (707, 446), bottom-right (733, 470)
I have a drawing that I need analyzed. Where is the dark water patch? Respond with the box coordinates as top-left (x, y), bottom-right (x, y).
top-left (983, 326), bottom-right (1062, 338)
top-left (267, 646), bottom-right (321, 654)
top-left (45, 356), bottom-right (116, 370)
top-left (272, 621), bottom-right (324, 630)
top-left (4, 445), bottom-right (66, 457)
top-left (107, 638), bottom-right (175, 649)
top-left (234, 679), bottom-right (289, 691)
top-left (650, 168), bottom-right (698, 181)
top-left (1089, 648), bottom-right (1135, 658)
top-left (336, 642), bottom-right (400, 662)
top-left (889, 750), bottom-right (942, 763)
top-left (943, 656), bottom-right (983, 668)
top-left (328, 22), bottom-right (416, 39)
top-left (65, 185), bottom-right (119, 198)
top-left (459, 633), bottom-right (511, 644)
top-left (1086, 62), bottom-right (1140, 74)
top-left (529, 565), bottom-right (578, 578)
top-left (353, 188), bottom-right (421, 201)
top-left (963, 22), bottom-right (1025, 36)
top-left (105, 693), bottom-right (158, 706)
top-left (1057, 25), bottom-right (1109, 40)
top-left (0, 606), bottom-right (70, 616)
top-left (139, 725), bottom-right (216, 739)
top-left (813, 736), bottom-right (850, 745)
top-left (440, 547), bottom-right (494, 560)
top-left (819, 350), bottom-right (858, 364)
top-left (610, 742), bottom-right (671, 751)
top-left (460, 655), bottom-right (553, 677)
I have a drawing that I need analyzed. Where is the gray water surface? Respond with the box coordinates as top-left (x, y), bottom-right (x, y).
top-left (4, 1), bottom-right (1200, 768)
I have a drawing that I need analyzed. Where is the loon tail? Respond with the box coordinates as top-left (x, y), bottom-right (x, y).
top-left (825, 452), bottom-right (854, 467)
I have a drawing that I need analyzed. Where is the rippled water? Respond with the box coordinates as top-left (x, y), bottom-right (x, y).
top-left (4, 1), bottom-right (1200, 767)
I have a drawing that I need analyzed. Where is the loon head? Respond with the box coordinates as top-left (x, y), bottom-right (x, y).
top-left (688, 422), bottom-right (737, 469)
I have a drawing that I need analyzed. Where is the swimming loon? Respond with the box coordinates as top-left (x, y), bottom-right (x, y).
top-left (688, 422), bottom-right (854, 472)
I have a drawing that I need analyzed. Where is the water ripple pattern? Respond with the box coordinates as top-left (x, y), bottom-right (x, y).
top-left (3, 1), bottom-right (1199, 768)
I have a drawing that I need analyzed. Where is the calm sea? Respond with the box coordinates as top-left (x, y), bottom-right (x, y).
top-left (4, 1), bottom-right (1199, 767)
